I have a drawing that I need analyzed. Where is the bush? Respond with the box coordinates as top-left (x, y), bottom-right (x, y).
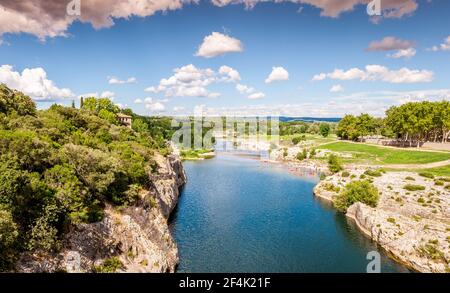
top-left (323, 183), bottom-right (340, 193)
top-left (405, 176), bottom-right (415, 181)
top-left (309, 148), bottom-right (316, 158)
top-left (333, 181), bottom-right (379, 212)
top-left (403, 184), bottom-right (426, 191)
top-left (342, 171), bottom-right (350, 178)
top-left (328, 154), bottom-right (343, 173)
top-left (364, 169), bottom-right (383, 177)
top-left (93, 256), bottom-right (124, 273)
top-left (419, 172), bottom-right (435, 179)
top-left (296, 149), bottom-right (308, 161)
top-left (434, 180), bottom-right (444, 186)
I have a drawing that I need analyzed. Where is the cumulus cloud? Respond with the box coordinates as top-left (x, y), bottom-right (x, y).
top-left (236, 83), bottom-right (266, 99)
top-left (0, 0), bottom-right (197, 42)
top-left (367, 36), bottom-right (416, 59)
top-left (78, 91), bottom-right (115, 100)
top-left (0, 1), bottom-right (422, 43)
top-left (236, 84), bottom-right (255, 94)
top-left (0, 64), bottom-right (74, 100)
top-left (312, 65), bottom-right (433, 83)
top-left (145, 64), bottom-right (240, 98)
top-left (366, 36), bottom-right (414, 51)
top-left (211, 0), bottom-right (419, 19)
top-left (388, 47), bottom-right (416, 59)
top-left (108, 76), bottom-right (137, 84)
top-left (428, 36), bottom-right (450, 52)
top-left (196, 32), bottom-right (243, 58)
top-left (172, 88), bottom-right (450, 117)
top-left (219, 65), bottom-right (241, 82)
top-left (135, 97), bottom-right (166, 112)
top-left (248, 92), bottom-right (266, 100)
top-left (330, 84), bottom-right (344, 93)
top-left (265, 67), bottom-right (289, 83)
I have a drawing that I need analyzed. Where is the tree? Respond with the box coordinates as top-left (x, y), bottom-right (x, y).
top-left (328, 154), bottom-right (343, 173)
top-left (132, 118), bottom-right (149, 133)
top-left (319, 123), bottom-right (331, 137)
top-left (336, 115), bottom-right (357, 140)
top-left (0, 84), bottom-right (36, 116)
top-left (334, 181), bottom-right (379, 212)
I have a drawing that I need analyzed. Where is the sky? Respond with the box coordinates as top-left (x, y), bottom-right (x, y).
top-left (0, 0), bottom-right (449, 117)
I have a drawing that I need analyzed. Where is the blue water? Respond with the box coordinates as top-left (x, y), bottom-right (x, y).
top-left (170, 154), bottom-right (408, 273)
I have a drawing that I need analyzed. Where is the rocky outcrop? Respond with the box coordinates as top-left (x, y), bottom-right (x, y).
top-left (17, 154), bottom-right (186, 273)
top-left (314, 170), bottom-right (450, 273)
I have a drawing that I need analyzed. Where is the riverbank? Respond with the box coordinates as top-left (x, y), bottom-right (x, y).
top-left (314, 170), bottom-right (450, 273)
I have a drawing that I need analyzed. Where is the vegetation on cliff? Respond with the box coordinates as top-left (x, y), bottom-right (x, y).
top-left (0, 84), bottom-right (170, 270)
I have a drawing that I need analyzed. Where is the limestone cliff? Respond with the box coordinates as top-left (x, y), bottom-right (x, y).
top-left (16, 154), bottom-right (187, 273)
top-left (314, 170), bottom-right (450, 273)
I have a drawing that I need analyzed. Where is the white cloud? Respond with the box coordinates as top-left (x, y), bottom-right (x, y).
top-left (134, 98), bottom-right (143, 104)
top-left (388, 48), bottom-right (416, 59)
top-left (108, 76), bottom-right (137, 84)
top-left (236, 84), bottom-right (255, 94)
top-left (171, 88), bottom-right (450, 117)
top-left (78, 91), bottom-right (115, 100)
top-left (427, 36), bottom-right (450, 52)
top-left (210, 0), bottom-right (419, 19)
top-left (145, 101), bottom-right (165, 112)
top-left (101, 91), bottom-right (115, 99)
top-left (265, 66), bottom-right (289, 83)
top-left (330, 84), bottom-right (344, 93)
top-left (313, 65), bottom-right (433, 83)
top-left (248, 92), bottom-right (266, 100)
top-left (145, 64), bottom-right (240, 98)
top-left (366, 36), bottom-right (414, 51)
top-left (173, 106), bottom-right (185, 112)
top-left (0, 64), bottom-right (74, 100)
top-left (196, 32), bottom-right (243, 58)
top-left (219, 65), bottom-right (241, 82)
top-left (0, 1), bottom-right (421, 43)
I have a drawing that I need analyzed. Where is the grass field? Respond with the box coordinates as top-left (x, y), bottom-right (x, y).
top-left (414, 165), bottom-right (450, 177)
top-left (317, 142), bottom-right (450, 165)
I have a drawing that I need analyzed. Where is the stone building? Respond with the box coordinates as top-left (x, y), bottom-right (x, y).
top-left (117, 113), bottom-right (132, 129)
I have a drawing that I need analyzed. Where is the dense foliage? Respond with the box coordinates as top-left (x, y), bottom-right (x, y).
top-left (280, 120), bottom-right (335, 137)
top-left (337, 101), bottom-right (450, 144)
top-left (334, 181), bottom-right (380, 212)
top-left (0, 85), bottom-right (167, 270)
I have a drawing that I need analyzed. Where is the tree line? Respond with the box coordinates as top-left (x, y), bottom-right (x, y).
top-left (337, 101), bottom-right (450, 145)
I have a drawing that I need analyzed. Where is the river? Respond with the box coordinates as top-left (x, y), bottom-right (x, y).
top-left (170, 154), bottom-right (408, 273)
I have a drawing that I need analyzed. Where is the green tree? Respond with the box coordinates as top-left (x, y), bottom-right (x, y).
top-left (319, 123), bottom-right (331, 137)
top-left (334, 181), bottom-right (379, 212)
top-left (328, 154), bottom-right (343, 173)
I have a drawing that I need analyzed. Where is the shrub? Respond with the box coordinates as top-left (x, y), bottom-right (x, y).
top-left (283, 148), bottom-right (288, 158)
top-left (434, 180), bottom-right (444, 186)
top-left (320, 173), bottom-right (326, 181)
top-left (405, 176), bottom-right (415, 181)
top-left (309, 148), bottom-right (316, 158)
top-left (328, 154), bottom-right (343, 174)
top-left (94, 256), bottom-right (124, 273)
top-left (419, 172), bottom-right (435, 179)
top-left (364, 169), bottom-right (383, 177)
top-left (387, 218), bottom-right (396, 224)
top-left (333, 181), bottom-right (379, 212)
top-left (296, 149), bottom-right (308, 161)
top-left (417, 197), bottom-right (425, 204)
top-left (323, 183), bottom-right (340, 193)
top-left (292, 136), bottom-right (304, 145)
top-left (404, 184), bottom-right (426, 191)
top-left (341, 171), bottom-right (350, 178)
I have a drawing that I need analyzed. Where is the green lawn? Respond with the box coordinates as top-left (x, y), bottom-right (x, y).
top-left (317, 142), bottom-right (450, 165)
top-left (415, 165), bottom-right (450, 177)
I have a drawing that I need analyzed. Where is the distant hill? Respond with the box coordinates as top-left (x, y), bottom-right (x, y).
top-left (278, 117), bottom-right (341, 123)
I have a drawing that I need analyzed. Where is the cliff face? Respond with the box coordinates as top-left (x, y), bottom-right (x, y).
top-left (17, 154), bottom-right (187, 273)
top-left (314, 170), bottom-right (450, 273)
